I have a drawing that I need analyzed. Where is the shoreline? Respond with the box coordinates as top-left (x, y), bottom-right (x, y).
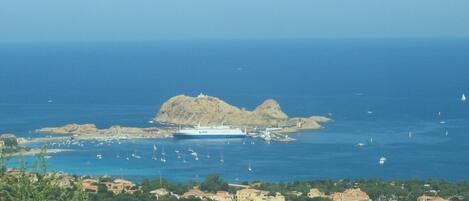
top-left (7, 148), bottom-right (70, 157)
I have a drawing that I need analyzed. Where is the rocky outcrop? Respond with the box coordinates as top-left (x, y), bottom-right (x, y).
top-left (253, 99), bottom-right (288, 120)
top-left (36, 124), bottom-right (173, 138)
top-left (155, 94), bottom-right (332, 132)
top-left (38, 124), bottom-right (98, 135)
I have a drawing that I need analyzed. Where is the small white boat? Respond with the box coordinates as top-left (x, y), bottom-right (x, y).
top-left (445, 130), bottom-right (449, 136)
top-left (379, 157), bottom-right (387, 165)
top-left (248, 163), bottom-right (252, 172)
top-left (408, 131), bottom-right (412, 138)
top-left (96, 154), bottom-right (102, 160)
top-left (370, 137), bottom-right (373, 144)
top-left (367, 110), bottom-right (373, 114)
top-left (440, 121), bottom-right (447, 124)
top-left (462, 93), bottom-right (467, 102)
top-left (148, 120), bottom-right (154, 124)
top-left (160, 157), bottom-right (166, 163)
top-left (356, 143), bottom-right (366, 147)
top-left (47, 100), bottom-right (53, 103)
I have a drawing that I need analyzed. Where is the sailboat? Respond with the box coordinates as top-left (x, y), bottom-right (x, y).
top-left (462, 93), bottom-right (467, 102)
top-left (131, 150), bottom-right (141, 159)
top-left (220, 154), bottom-right (224, 164)
top-left (248, 163), bottom-right (252, 172)
top-left (152, 145), bottom-right (158, 160)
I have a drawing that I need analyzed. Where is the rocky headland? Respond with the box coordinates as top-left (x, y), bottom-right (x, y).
top-left (36, 124), bottom-right (174, 139)
top-left (155, 94), bottom-right (332, 133)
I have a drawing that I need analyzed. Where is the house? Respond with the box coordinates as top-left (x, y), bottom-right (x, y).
top-left (103, 179), bottom-right (139, 194)
top-left (182, 188), bottom-right (210, 199)
top-left (308, 188), bottom-right (325, 198)
top-left (150, 188), bottom-right (170, 200)
top-left (6, 168), bottom-right (39, 182)
top-left (236, 188), bottom-right (285, 201)
top-left (417, 195), bottom-right (449, 201)
top-left (211, 191), bottom-right (234, 201)
top-left (0, 133), bottom-right (16, 139)
top-left (181, 187), bottom-right (234, 201)
top-left (329, 188), bottom-right (371, 201)
top-left (82, 178), bottom-right (99, 193)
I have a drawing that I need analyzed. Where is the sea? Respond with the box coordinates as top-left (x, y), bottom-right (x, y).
top-left (0, 39), bottom-right (468, 182)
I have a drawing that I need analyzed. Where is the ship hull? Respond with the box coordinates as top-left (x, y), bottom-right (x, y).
top-left (174, 133), bottom-right (246, 138)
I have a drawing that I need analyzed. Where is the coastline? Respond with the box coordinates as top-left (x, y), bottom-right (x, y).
top-left (7, 148), bottom-right (70, 157)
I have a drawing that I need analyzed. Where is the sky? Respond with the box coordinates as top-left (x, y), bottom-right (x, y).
top-left (1, 0), bottom-right (469, 42)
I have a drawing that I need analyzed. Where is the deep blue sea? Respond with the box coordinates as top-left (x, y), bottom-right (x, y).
top-left (0, 39), bottom-right (468, 182)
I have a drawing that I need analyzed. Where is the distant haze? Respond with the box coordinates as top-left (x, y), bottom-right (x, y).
top-left (1, 0), bottom-right (469, 42)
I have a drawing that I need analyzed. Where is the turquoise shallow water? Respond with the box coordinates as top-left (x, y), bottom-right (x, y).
top-left (1, 39), bottom-right (469, 182)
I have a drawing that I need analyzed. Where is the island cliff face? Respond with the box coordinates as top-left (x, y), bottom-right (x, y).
top-left (155, 94), bottom-right (332, 132)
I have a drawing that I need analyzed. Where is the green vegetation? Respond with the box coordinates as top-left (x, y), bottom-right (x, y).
top-left (200, 174), bottom-right (229, 193)
top-left (258, 179), bottom-right (469, 201)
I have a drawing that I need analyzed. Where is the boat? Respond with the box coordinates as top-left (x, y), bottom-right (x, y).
top-left (367, 110), bottom-right (373, 114)
top-left (248, 163), bottom-right (252, 172)
top-left (355, 143), bottom-right (365, 147)
top-left (151, 145), bottom-right (158, 160)
top-left (96, 154), bottom-right (102, 160)
top-left (220, 154), bottom-right (224, 164)
top-left (379, 157), bottom-right (387, 165)
top-left (148, 120), bottom-right (154, 124)
top-left (462, 93), bottom-right (467, 102)
top-left (408, 131), bottom-right (412, 138)
top-left (445, 130), bottom-right (449, 136)
top-left (174, 125), bottom-right (246, 138)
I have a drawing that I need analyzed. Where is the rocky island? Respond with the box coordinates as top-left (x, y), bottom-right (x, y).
top-left (155, 94), bottom-right (332, 133)
top-left (36, 94), bottom-right (332, 141)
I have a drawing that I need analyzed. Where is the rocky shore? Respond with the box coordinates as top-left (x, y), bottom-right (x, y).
top-left (155, 94), bottom-right (332, 133)
top-left (36, 124), bottom-right (175, 140)
top-left (9, 148), bottom-right (69, 157)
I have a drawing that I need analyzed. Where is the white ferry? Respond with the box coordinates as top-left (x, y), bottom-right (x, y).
top-left (174, 125), bottom-right (246, 138)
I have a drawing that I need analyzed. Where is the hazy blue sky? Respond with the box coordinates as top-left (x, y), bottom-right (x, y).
top-left (1, 0), bottom-right (469, 42)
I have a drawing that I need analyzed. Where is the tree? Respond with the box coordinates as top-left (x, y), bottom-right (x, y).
top-left (200, 174), bottom-right (229, 193)
top-left (35, 145), bottom-right (48, 175)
